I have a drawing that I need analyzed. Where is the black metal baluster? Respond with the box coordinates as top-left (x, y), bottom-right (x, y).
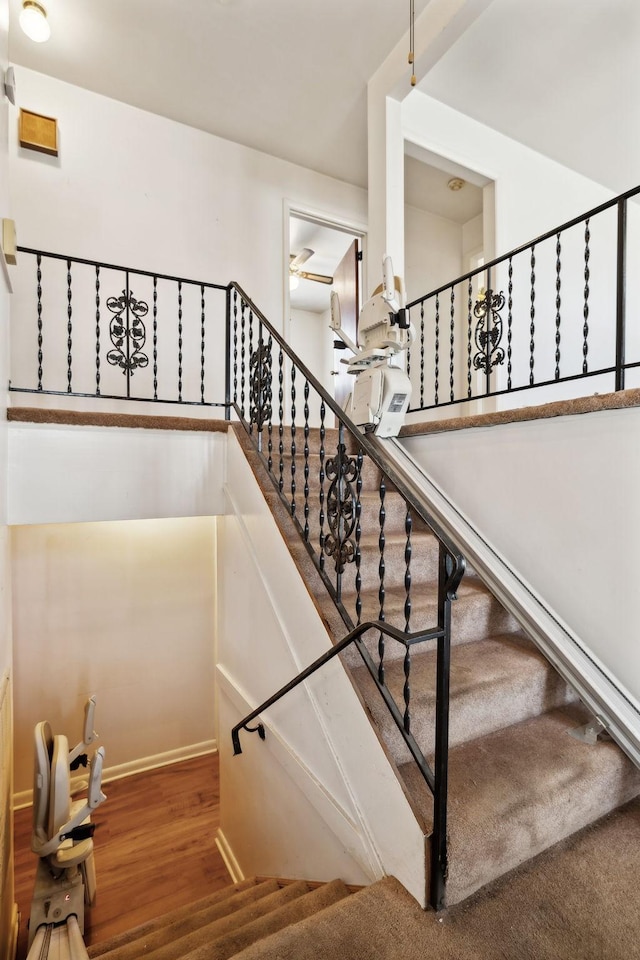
top-left (278, 347), bottom-right (284, 492)
top-left (240, 298), bottom-right (246, 419)
top-left (248, 308), bottom-right (254, 433)
top-left (419, 302), bottom-right (425, 408)
top-left (354, 450), bottom-right (363, 625)
top-left (467, 278), bottom-right (472, 398)
top-left (303, 379), bottom-right (310, 541)
top-left (431, 543), bottom-right (453, 912)
top-left (434, 294), bottom-right (440, 406)
top-left (95, 265), bottom-right (101, 395)
top-left (177, 280), bottom-right (183, 402)
top-left (529, 246), bottom-right (536, 385)
top-left (406, 308), bottom-right (411, 385)
top-left (232, 289), bottom-right (238, 405)
top-left (404, 506), bottom-right (412, 633)
top-left (403, 646), bottom-right (411, 733)
top-left (200, 284), bottom-right (206, 404)
top-left (378, 477), bottom-right (386, 684)
top-left (267, 335), bottom-right (274, 472)
top-left (36, 253), bottom-right (43, 391)
top-left (153, 277), bottom-right (158, 400)
top-left (615, 199), bottom-right (627, 392)
top-left (583, 219), bottom-right (590, 374)
top-left (290, 364), bottom-right (297, 516)
top-left (66, 259), bottom-right (73, 393)
top-left (555, 233), bottom-right (562, 380)
top-left (318, 401), bottom-right (326, 571)
top-left (507, 258), bottom-right (513, 391)
top-left (449, 286), bottom-right (455, 402)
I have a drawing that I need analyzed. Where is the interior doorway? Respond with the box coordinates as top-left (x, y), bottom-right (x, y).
top-left (287, 210), bottom-right (365, 413)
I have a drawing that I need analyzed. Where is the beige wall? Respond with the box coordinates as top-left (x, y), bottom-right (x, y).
top-left (11, 517), bottom-right (217, 798)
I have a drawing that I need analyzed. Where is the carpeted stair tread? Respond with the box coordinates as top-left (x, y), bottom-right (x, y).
top-left (399, 704), bottom-right (640, 904)
top-left (350, 633), bottom-right (576, 761)
top-left (177, 879), bottom-right (350, 960)
top-left (90, 880), bottom-right (283, 960)
top-left (87, 879), bottom-right (261, 957)
top-left (340, 576), bottom-right (518, 665)
top-left (93, 882), bottom-right (306, 960)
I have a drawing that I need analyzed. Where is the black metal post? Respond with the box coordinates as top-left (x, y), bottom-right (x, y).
top-left (431, 544), bottom-right (452, 911)
top-left (225, 286), bottom-right (232, 420)
top-left (615, 198), bottom-right (627, 392)
top-left (124, 270), bottom-right (131, 399)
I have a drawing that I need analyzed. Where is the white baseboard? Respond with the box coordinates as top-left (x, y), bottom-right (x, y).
top-left (216, 827), bottom-right (244, 884)
top-left (13, 739), bottom-right (217, 809)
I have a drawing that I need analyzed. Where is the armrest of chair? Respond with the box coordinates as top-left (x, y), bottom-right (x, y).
top-left (68, 697), bottom-right (99, 767)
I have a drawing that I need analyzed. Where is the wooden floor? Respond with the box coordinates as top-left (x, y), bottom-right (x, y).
top-left (13, 753), bottom-right (232, 959)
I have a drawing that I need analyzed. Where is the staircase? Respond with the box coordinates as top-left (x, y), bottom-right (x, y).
top-left (87, 877), bottom-right (355, 960)
top-left (235, 421), bottom-right (640, 907)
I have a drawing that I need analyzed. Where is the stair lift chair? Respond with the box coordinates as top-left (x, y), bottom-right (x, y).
top-left (28, 697), bottom-right (107, 949)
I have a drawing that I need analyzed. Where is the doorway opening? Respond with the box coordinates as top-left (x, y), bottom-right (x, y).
top-left (287, 210), bottom-right (366, 412)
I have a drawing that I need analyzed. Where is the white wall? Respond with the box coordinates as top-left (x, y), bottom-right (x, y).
top-left (402, 92), bottom-right (618, 412)
top-left (404, 204), bottom-right (462, 304)
top-left (8, 66), bottom-right (367, 411)
top-left (11, 516), bottom-right (217, 798)
top-left (8, 423), bottom-right (227, 524)
top-left (217, 431), bottom-right (428, 904)
top-left (0, 0), bottom-right (16, 954)
top-left (9, 421), bottom-right (227, 800)
top-left (401, 406), bottom-right (640, 712)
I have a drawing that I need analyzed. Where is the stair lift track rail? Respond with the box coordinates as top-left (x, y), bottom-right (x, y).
top-left (228, 281), bottom-right (465, 911)
top-left (405, 184), bottom-right (640, 413)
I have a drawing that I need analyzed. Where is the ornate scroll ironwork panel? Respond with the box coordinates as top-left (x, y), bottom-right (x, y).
top-left (324, 442), bottom-right (359, 574)
top-left (249, 341), bottom-right (273, 429)
top-left (106, 289), bottom-right (149, 375)
top-left (473, 288), bottom-right (505, 375)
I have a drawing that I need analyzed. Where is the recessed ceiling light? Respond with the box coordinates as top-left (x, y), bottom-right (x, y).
top-left (19, 0), bottom-right (50, 43)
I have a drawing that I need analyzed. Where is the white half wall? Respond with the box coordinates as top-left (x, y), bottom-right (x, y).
top-left (217, 430), bottom-right (427, 903)
top-left (11, 516), bottom-right (217, 797)
top-left (8, 423), bottom-right (226, 524)
top-left (401, 406), bottom-right (640, 713)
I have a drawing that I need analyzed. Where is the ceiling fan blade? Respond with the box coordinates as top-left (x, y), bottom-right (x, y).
top-left (290, 247), bottom-right (314, 270)
top-left (298, 270), bottom-right (334, 285)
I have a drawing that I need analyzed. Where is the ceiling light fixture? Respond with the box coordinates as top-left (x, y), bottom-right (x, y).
top-left (289, 275), bottom-right (299, 291)
top-left (447, 177), bottom-right (466, 192)
top-left (19, 0), bottom-right (51, 43)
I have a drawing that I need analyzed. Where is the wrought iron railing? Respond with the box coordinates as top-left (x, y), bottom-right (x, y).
top-left (10, 248), bottom-right (229, 409)
top-left (406, 185), bottom-right (640, 414)
top-left (228, 281), bottom-right (465, 911)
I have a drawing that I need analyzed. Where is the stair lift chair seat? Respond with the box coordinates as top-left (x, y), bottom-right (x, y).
top-left (31, 722), bottom-right (101, 905)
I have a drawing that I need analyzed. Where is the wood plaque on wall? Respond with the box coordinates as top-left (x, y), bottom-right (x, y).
top-left (19, 108), bottom-right (58, 157)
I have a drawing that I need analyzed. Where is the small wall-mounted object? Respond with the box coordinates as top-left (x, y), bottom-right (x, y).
top-left (19, 108), bottom-right (58, 156)
top-left (3, 67), bottom-right (16, 105)
top-left (2, 220), bottom-right (17, 266)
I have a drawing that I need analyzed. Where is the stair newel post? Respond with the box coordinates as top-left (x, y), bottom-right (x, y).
top-left (431, 541), bottom-right (453, 912)
top-left (615, 196), bottom-right (627, 391)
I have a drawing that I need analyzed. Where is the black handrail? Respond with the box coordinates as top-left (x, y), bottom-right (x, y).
top-left (406, 183), bottom-right (640, 413)
top-left (227, 279), bottom-right (465, 910)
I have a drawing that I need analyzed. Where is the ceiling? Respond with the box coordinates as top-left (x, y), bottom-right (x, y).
top-left (7, 0), bottom-right (431, 189)
top-left (289, 216), bottom-right (360, 315)
top-left (8, 0), bottom-right (638, 196)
